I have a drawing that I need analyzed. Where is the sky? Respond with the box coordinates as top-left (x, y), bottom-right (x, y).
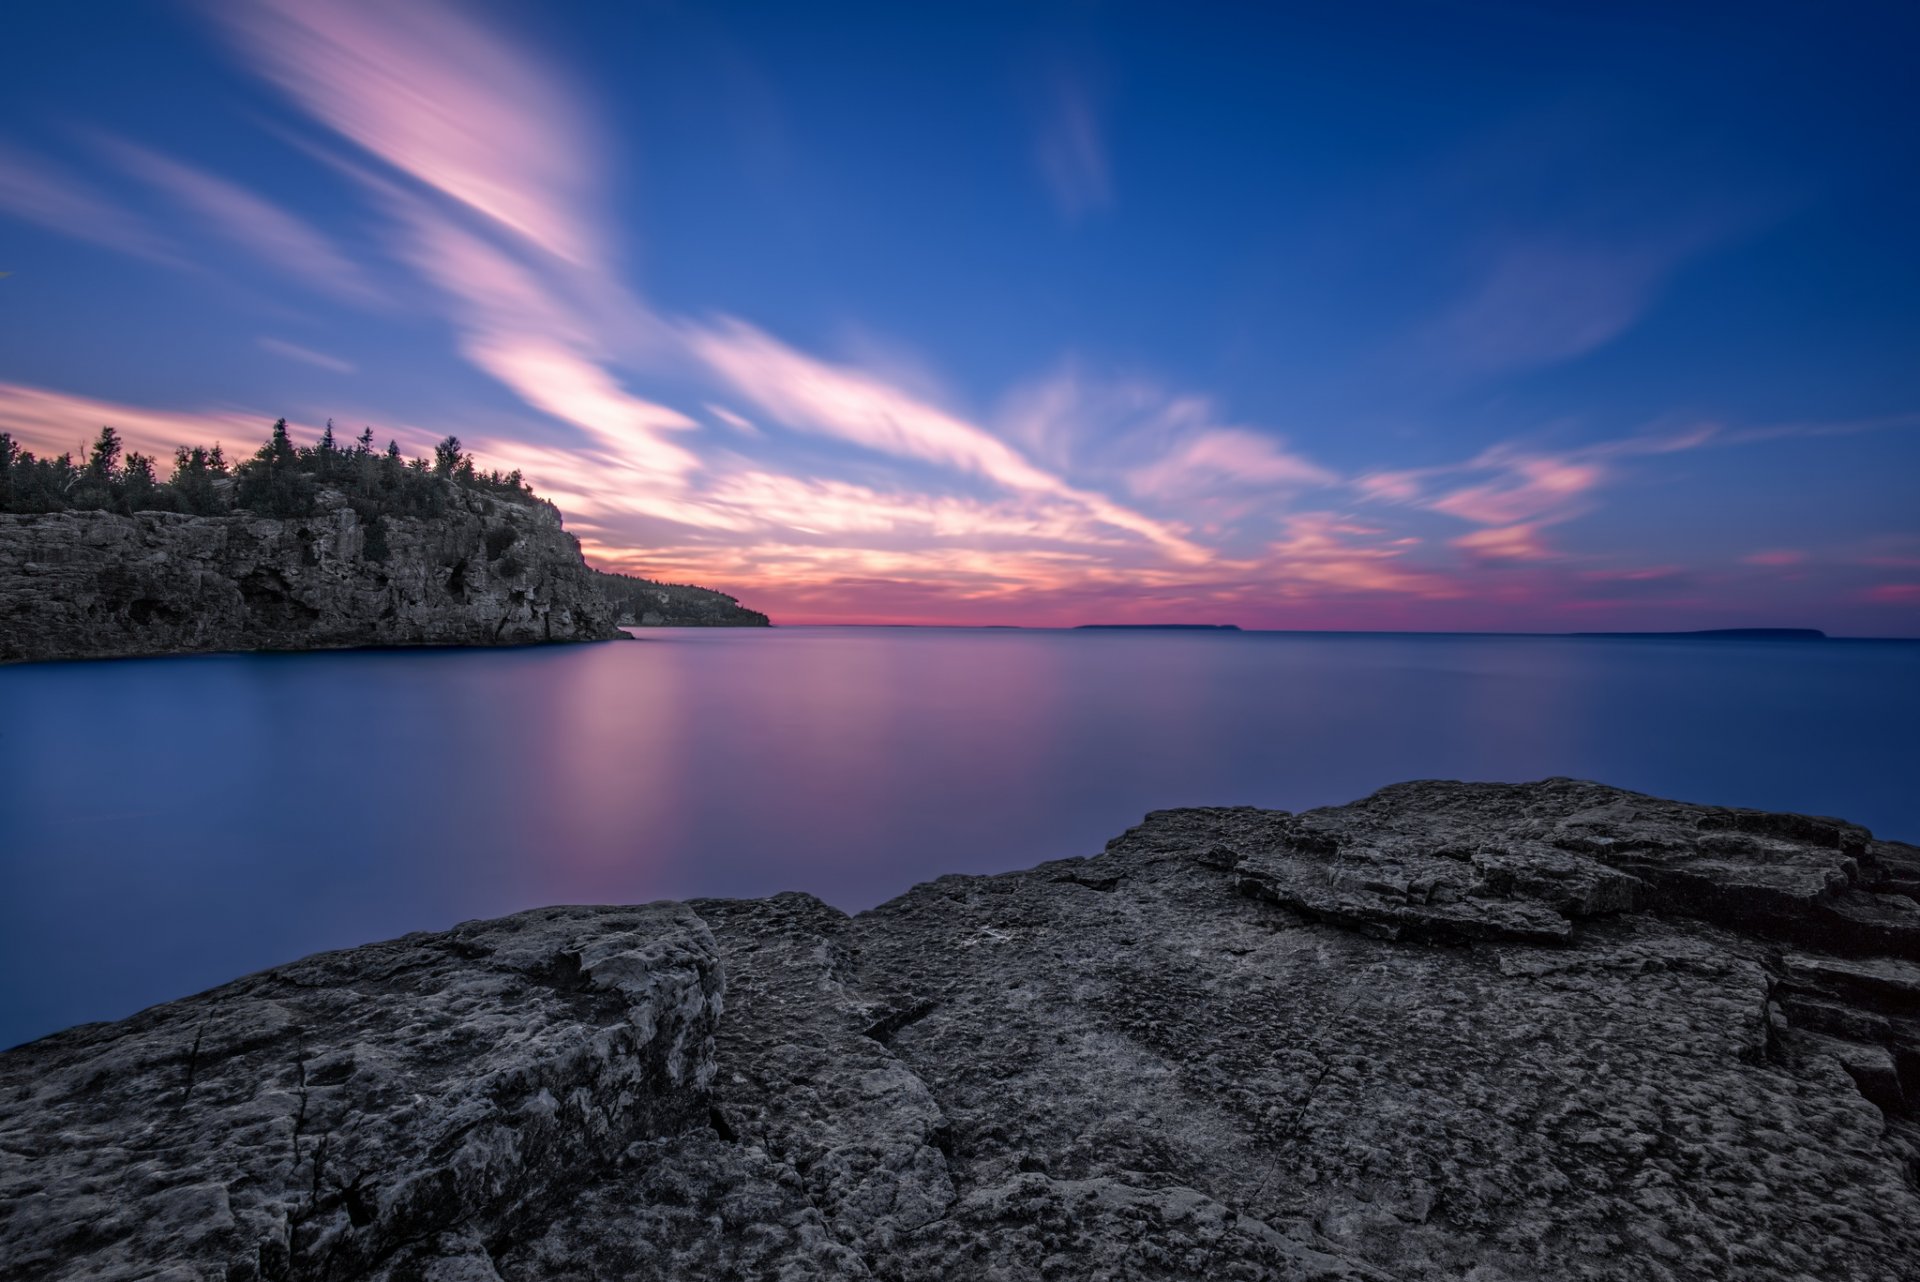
top-left (1, 2), bottom-right (1917, 632)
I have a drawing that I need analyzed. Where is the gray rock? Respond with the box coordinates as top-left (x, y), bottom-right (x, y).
top-left (4, 779), bottom-right (1919, 1281)
top-left (0, 487), bottom-right (623, 663)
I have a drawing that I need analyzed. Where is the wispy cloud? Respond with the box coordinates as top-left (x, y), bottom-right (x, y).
top-left (1359, 424), bottom-right (1723, 559)
top-left (1452, 523), bottom-right (1553, 563)
top-left (99, 138), bottom-right (381, 305)
top-left (258, 337), bottom-right (355, 374)
top-left (0, 143), bottom-right (179, 265)
top-left (1264, 514), bottom-right (1455, 597)
top-left (213, 0), bottom-right (604, 266)
top-left (705, 404), bottom-right (762, 437)
top-left (686, 319), bottom-right (1209, 562)
top-left (161, 0), bottom-right (1914, 633)
top-left (1033, 76), bottom-right (1112, 223)
top-left (1423, 213), bottom-right (1749, 376)
top-left (1427, 240), bottom-right (1673, 372)
top-left (1128, 427), bottom-right (1335, 501)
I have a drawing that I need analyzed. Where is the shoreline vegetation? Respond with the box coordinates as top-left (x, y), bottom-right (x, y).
top-left (0, 420), bottom-right (766, 664)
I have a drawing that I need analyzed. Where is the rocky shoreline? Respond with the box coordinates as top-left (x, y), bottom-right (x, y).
top-left (3, 779), bottom-right (1917, 1280)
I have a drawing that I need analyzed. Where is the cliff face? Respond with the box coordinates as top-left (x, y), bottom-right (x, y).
top-left (0, 488), bottom-right (624, 663)
top-left (3, 781), bottom-right (1919, 1281)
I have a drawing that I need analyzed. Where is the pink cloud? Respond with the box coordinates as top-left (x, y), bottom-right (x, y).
top-left (467, 337), bottom-right (699, 480)
top-left (1127, 427), bottom-right (1335, 500)
top-left (1263, 513), bottom-right (1460, 597)
top-left (1744, 549), bottom-right (1808, 567)
top-left (1360, 425), bottom-right (1725, 545)
top-left (686, 319), bottom-right (1210, 563)
top-left (1863, 584), bottom-right (1920, 604)
top-left (1429, 456), bottom-right (1605, 526)
top-left (215, 0), bottom-right (602, 264)
top-left (1453, 523), bottom-right (1554, 562)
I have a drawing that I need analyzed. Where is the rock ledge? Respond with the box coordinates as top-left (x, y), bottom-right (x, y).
top-left (4, 779), bottom-right (1918, 1281)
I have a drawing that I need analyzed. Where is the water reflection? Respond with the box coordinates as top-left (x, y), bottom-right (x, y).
top-left (2, 628), bottom-right (1915, 1047)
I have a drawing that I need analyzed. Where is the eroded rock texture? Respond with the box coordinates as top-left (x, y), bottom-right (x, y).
top-left (4, 780), bottom-right (1919, 1280)
top-left (0, 490), bottom-right (622, 663)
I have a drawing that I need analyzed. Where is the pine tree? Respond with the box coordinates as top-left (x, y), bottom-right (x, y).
top-left (87, 426), bottom-right (123, 480)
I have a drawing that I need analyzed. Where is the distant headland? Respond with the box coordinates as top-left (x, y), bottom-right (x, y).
top-left (0, 420), bottom-right (766, 664)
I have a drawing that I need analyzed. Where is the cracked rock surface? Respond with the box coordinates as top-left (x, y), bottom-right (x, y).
top-left (0, 488), bottom-right (621, 664)
top-left (4, 779), bottom-right (1919, 1280)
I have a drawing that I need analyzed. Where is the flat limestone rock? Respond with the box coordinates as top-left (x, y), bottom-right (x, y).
top-left (4, 779), bottom-right (1919, 1281)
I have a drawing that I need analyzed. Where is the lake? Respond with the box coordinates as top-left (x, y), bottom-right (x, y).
top-left (3, 627), bottom-right (1916, 1048)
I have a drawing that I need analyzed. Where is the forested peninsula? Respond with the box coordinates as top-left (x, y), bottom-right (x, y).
top-left (0, 419), bottom-right (766, 664)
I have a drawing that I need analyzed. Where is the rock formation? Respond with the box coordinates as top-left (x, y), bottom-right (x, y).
top-left (0, 488), bottom-right (624, 663)
top-left (3, 779), bottom-right (1918, 1280)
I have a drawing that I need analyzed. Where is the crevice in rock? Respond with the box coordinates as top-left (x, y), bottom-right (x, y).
top-left (863, 999), bottom-right (938, 1045)
top-left (1052, 871), bottom-right (1127, 892)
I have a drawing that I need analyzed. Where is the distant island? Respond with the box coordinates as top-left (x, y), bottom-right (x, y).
top-left (0, 420), bottom-right (766, 664)
top-left (1570, 628), bottom-right (1827, 640)
top-left (1074, 623), bottom-right (1243, 631)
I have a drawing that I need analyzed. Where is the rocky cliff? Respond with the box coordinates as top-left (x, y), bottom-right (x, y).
top-left (0, 488), bottom-right (624, 663)
top-left (3, 780), bottom-right (1918, 1281)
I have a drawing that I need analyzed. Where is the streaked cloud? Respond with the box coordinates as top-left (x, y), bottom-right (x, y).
top-left (1360, 425), bottom-right (1723, 551)
top-left (686, 319), bottom-right (1209, 562)
top-left (99, 138), bottom-right (381, 306)
top-left (1453, 523), bottom-right (1554, 563)
top-left (1128, 427), bottom-right (1336, 500)
top-left (0, 143), bottom-right (179, 265)
top-left (257, 338), bottom-right (355, 374)
top-left (212, 0), bottom-right (603, 265)
top-left (1264, 514), bottom-right (1457, 598)
top-left (705, 404), bottom-right (762, 437)
top-left (45, 0), bottom-right (1887, 634)
top-left (1424, 214), bottom-right (1749, 376)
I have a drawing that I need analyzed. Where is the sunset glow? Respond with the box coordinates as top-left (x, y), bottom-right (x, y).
top-left (3, 2), bottom-right (1916, 631)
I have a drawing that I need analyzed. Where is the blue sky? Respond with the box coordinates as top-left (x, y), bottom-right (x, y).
top-left (2, 1), bottom-right (1917, 630)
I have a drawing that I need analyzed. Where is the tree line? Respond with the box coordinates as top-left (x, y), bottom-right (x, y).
top-left (0, 419), bottom-right (538, 524)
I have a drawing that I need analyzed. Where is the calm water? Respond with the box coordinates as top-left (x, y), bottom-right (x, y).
top-left (2, 627), bottom-right (1916, 1048)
